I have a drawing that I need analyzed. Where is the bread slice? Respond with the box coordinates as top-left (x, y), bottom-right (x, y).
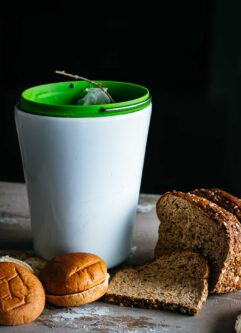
top-left (155, 191), bottom-right (241, 293)
top-left (105, 251), bottom-right (209, 315)
top-left (191, 188), bottom-right (241, 222)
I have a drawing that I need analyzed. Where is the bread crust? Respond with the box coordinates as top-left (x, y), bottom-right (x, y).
top-left (40, 252), bottom-right (107, 295)
top-left (105, 293), bottom-right (200, 316)
top-left (191, 188), bottom-right (241, 222)
top-left (46, 274), bottom-right (109, 307)
top-left (213, 188), bottom-right (241, 207)
top-left (0, 262), bottom-right (45, 325)
top-left (155, 191), bottom-right (241, 293)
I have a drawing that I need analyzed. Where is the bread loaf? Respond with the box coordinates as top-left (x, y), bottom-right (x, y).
top-left (155, 191), bottom-right (241, 293)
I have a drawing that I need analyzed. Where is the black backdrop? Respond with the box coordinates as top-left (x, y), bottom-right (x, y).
top-left (1, 0), bottom-right (241, 195)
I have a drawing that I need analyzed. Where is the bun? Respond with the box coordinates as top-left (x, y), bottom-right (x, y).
top-left (40, 252), bottom-right (108, 306)
top-left (46, 274), bottom-right (109, 307)
top-left (0, 262), bottom-right (45, 325)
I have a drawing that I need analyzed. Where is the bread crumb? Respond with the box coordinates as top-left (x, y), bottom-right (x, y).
top-left (235, 314), bottom-right (241, 333)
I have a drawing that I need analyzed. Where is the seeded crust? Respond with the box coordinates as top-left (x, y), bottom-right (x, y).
top-left (155, 191), bottom-right (241, 293)
top-left (105, 251), bottom-right (209, 316)
top-left (191, 188), bottom-right (241, 222)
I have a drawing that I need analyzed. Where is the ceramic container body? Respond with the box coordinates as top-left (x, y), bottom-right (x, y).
top-left (15, 104), bottom-right (151, 267)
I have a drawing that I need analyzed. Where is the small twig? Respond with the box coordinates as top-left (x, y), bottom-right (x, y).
top-left (55, 70), bottom-right (115, 103)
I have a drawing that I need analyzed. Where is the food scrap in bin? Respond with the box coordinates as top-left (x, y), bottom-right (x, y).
top-left (55, 70), bottom-right (115, 105)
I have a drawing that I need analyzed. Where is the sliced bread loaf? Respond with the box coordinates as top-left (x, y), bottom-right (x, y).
top-left (155, 191), bottom-right (241, 293)
top-left (191, 188), bottom-right (241, 222)
top-left (105, 251), bottom-right (209, 315)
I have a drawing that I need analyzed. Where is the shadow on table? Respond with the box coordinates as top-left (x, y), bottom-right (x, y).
top-left (210, 309), bottom-right (238, 333)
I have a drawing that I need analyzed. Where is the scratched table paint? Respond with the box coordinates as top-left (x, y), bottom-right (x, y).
top-left (0, 181), bottom-right (240, 333)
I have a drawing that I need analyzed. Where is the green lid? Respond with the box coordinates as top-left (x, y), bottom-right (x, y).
top-left (19, 81), bottom-right (151, 117)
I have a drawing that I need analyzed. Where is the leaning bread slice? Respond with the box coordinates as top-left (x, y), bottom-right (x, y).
top-left (155, 191), bottom-right (241, 293)
top-left (46, 274), bottom-right (109, 306)
top-left (105, 251), bottom-right (208, 315)
top-left (191, 188), bottom-right (241, 223)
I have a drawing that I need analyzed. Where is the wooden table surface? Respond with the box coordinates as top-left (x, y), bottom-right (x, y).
top-left (0, 181), bottom-right (240, 333)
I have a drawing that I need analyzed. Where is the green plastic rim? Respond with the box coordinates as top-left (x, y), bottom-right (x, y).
top-left (19, 81), bottom-right (151, 118)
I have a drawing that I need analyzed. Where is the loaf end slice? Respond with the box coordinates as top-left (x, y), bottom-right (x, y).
top-left (105, 251), bottom-right (209, 315)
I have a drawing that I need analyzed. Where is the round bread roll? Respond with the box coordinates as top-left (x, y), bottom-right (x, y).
top-left (0, 262), bottom-right (45, 325)
top-left (40, 252), bottom-right (109, 306)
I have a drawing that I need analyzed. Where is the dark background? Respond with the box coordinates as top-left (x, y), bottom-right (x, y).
top-left (1, 0), bottom-right (241, 195)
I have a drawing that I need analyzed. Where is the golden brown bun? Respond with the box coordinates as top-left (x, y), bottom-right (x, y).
top-left (46, 274), bottom-right (109, 306)
top-left (40, 252), bottom-right (107, 295)
top-left (0, 262), bottom-right (45, 325)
